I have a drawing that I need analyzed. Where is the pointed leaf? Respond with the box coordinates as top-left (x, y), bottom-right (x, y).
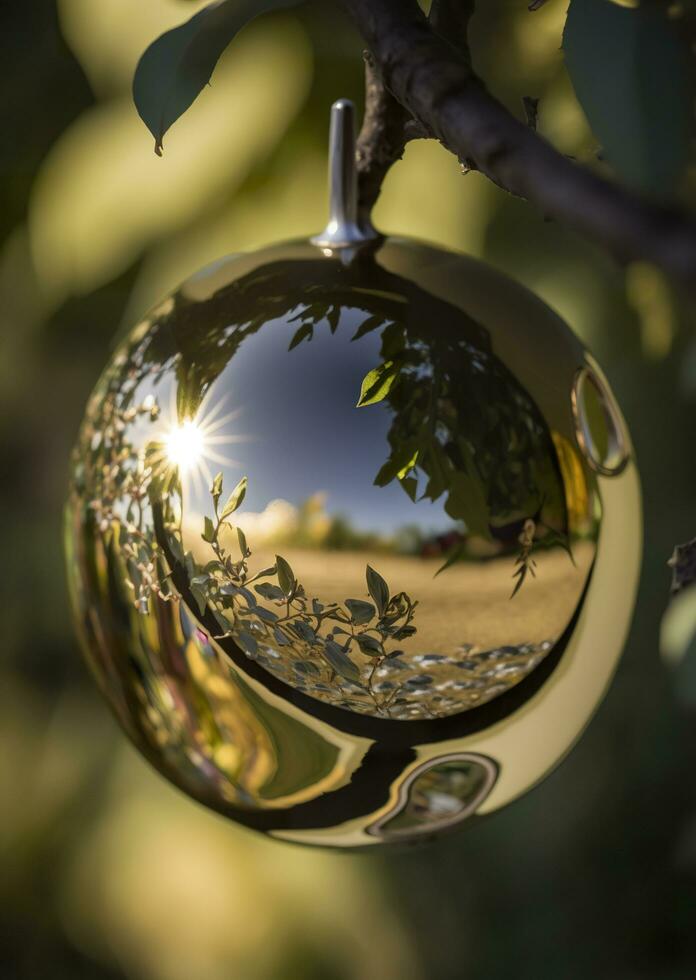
top-left (220, 476), bottom-right (247, 519)
top-left (211, 471), bottom-right (223, 508)
top-left (351, 314), bottom-right (387, 342)
top-left (236, 526), bottom-right (249, 557)
top-left (133, 0), bottom-right (305, 155)
top-left (366, 564), bottom-right (389, 617)
top-left (326, 305), bottom-right (341, 334)
top-left (275, 554), bottom-right (296, 598)
top-left (202, 515), bottom-right (216, 543)
top-left (356, 361), bottom-right (399, 407)
top-left (288, 322), bottom-right (313, 350)
top-left (399, 475), bottom-right (418, 502)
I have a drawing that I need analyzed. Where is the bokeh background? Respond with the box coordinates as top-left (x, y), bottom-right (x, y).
top-left (2, 1), bottom-right (696, 977)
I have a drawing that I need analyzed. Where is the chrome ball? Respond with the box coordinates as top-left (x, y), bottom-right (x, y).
top-left (65, 238), bottom-right (641, 846)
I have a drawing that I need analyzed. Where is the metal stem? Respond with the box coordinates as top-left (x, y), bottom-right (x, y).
top-left (312, 99), bottom-right (380, 250)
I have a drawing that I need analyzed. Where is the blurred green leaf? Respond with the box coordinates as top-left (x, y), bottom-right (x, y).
top-left (133, 0), bottom-right (304, 155)
top-left (661, 586), bottom-right (696, 707)
top-left (563, 0), bottom-right (692, 194)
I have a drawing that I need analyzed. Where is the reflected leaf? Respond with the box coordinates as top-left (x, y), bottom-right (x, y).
top-left (202, 515), bottom-right (215, 543)
top-left (345, 599), bottom-right (376, 626)
top-left (275, 554), bottom-right (296, 598)
top-left (366, 565), bottom-right (389, 618)
top-left (355, 634), bottom-right (383, 657)
top-left (356, 361), bottom-right (399, 407)
top-left (237, 629), bottom-right (258, 655)
top-left (254, 582), bottom-right (285, 601)
top-left (237, 526), bottom-right (249, 557)
top-left (443, 471), bottom-right (490, 538)
top-left (288, 321), bottom-right (313, 350)
top-left (322, 640), bottom-right (361, 684)
top-left (220, 476), bottom-right (247, 519)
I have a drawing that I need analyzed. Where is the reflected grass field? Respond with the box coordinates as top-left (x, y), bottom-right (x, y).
top-left (236, 543), bottom-right (595, 718)
top-left (269, 543), bottom-right (595, 651)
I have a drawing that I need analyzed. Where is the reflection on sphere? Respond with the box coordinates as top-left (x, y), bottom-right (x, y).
top-left (65, 239), bottom-right (639, 845)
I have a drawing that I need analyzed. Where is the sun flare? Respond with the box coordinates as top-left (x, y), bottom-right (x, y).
top-left (164, 419), bottom-right (205, 473)
top-left (152, 387), bottom-right (248, 500)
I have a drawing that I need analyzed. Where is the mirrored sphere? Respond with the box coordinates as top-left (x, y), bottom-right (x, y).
top-left (65, 239), bottom-right (641, 846)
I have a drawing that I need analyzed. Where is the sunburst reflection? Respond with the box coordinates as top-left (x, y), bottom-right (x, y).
top-left (153, 386), bottom-right (249, 501)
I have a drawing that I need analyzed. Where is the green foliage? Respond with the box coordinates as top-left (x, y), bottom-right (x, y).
top-left (158, 474), bottom-right (420, 715)
top-left (563, 0), bottom-right (692, 195)
top-left (353, 290), bottom-right (569, 580)
top-left (133, 0), bottom-right (304, 155)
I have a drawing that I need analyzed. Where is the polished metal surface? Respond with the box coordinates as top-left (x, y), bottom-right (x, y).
top-left (311, 99), bottom-right (380, 249)
top-left (65, 237), bottom-right (641, 846)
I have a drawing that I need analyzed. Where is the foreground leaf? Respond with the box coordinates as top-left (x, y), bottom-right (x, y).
top-left (133, 0), bottom-right (304, 155)
top-left (563, 0), bottom-right (692, 194)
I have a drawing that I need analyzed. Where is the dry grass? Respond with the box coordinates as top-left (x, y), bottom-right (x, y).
top-left (251, 541), bottom-right (595, 655)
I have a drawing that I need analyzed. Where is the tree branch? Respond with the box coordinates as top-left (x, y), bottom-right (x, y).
top-left (429, 0), bottom-right (475, 67)
top-left (355, 51), bottom-right (414, 223)
top-left (342, 0), bottom-right (696, 294)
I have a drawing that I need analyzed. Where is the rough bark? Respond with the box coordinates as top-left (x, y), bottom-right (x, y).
top-left (344, 0), bottom-right (696, 294)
